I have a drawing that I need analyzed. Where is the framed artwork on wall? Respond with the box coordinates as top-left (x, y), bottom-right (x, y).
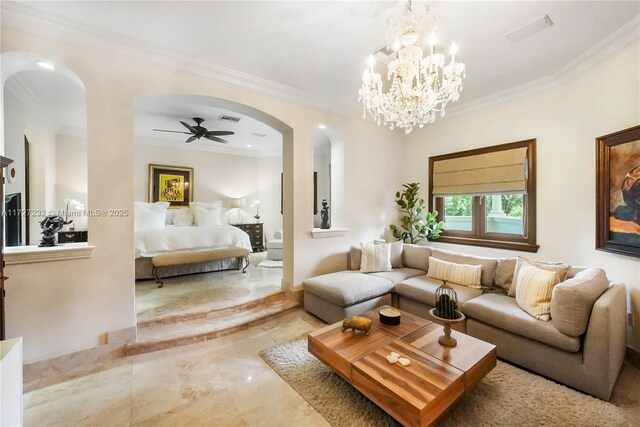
top-left (149, 164), bottom-right (193, 208)
top-left (596, 125), bottom-right (640, 257)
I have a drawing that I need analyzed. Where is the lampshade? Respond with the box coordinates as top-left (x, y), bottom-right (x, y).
top-left (230, 197), bottom-right (247, 208)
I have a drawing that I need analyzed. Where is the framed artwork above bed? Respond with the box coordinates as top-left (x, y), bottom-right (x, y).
top-left (149, 164), bottom-right (194, 208)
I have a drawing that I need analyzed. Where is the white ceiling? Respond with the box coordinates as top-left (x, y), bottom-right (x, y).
top-left (1, 1), bottom-right (638, 143)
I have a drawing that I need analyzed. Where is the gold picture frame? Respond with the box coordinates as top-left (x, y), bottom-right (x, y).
top-left (149, 164), bottom-right (194, 208)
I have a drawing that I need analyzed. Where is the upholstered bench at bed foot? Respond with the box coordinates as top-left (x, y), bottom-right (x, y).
top-left (302, 271), bottom-right (395, 323)
top-left (151, 246), bottom-right (250, 287)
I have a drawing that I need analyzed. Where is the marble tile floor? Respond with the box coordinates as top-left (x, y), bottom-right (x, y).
top-left (24, 309), bottom-right (330, 427)
top-left (23, 308), bottom-right (640, 426)
top-left (136, 253), bottom-right (283, 324)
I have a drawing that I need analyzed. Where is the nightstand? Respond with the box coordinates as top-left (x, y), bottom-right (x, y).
top-left (232, 223), bottom-right (264, 252)
top-left (57, 230), bottom-right (88, 243)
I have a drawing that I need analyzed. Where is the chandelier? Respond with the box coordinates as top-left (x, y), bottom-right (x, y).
top-left (358, 0), bottom-right (466, 134)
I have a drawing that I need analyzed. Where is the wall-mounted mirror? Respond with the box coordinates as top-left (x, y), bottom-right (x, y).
top-left (2, 54), bottom-right (87, 246)
top-left (313, 129), bottom-right (331, 228)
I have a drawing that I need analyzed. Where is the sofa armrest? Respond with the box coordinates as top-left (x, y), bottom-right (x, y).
top-left (582, 283), bottom-right (627, 399)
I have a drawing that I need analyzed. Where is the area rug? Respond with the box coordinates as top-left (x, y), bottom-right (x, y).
top-left (257, 260), bottom-right (283, 268)
top-left (259, 338), bottom-right (627, 427)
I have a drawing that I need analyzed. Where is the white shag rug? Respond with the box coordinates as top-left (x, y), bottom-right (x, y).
top-left (259, 338), bottom-right (628, 427)
top-left (257, 260), bottom-right (283, 268)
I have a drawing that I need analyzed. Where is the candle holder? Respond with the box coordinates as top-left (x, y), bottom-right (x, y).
top-left (429, 308), bottom-right (465, 347)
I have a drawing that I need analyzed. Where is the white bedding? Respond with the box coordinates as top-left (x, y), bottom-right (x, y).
top-left (135, 225), bottom-right (252, 258)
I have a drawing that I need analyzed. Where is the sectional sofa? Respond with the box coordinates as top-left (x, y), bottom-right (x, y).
top-left (302, 244), bottom-right (627, 401)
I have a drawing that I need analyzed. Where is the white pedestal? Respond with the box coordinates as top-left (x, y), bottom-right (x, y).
top-left (1, 337), bottom-right (23, 427)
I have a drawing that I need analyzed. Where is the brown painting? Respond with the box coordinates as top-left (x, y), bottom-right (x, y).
top-left (596, 125), bottom-right (640, 257)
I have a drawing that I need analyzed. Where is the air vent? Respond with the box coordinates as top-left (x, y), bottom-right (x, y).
top-left (252, 133), bottom-right (267, 138)
top-left (372, 46), bottom-right (396, 65)
top-left (505, 15), bottom-right (554, 42)
top-left (219, 114), bottom-right (241, 123)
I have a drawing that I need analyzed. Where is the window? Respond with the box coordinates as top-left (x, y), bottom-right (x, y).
top-left (429, 139), bottom-right (538, 252)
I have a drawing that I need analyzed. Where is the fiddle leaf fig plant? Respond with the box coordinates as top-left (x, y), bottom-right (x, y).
top-left (389, 182), bottom-right (445, 244)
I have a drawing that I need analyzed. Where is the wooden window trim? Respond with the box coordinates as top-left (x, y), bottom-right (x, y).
top-left (429, 139), bottom-right (539, 253)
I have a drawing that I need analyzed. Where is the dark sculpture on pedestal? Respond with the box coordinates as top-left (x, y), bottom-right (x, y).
top-left (320, 199), bottom-right (330, 229)
top-left (39, 215), bottom-right (65, 247)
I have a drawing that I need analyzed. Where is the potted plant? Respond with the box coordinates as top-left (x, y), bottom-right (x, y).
top-left (389, 182), bottom-right (445, 243)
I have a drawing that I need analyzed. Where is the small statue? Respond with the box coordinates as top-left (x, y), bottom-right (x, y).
top-left (320, 198), bottom-right (330, 229)
top-left (39, 215), bottom-right (65, 247)
top-left (342, 316), bottom-right (372, 335)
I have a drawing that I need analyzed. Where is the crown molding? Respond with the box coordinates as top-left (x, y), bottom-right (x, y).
top-left (2, 3), bottom-right (638, 130)
top-left (0, 1), bottom-right (360, 119)
top-left (444, 14), bottom-right (640, 120)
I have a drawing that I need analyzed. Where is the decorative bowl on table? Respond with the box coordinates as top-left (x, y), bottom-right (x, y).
top-left (429, 308), bottom-right (465, 347)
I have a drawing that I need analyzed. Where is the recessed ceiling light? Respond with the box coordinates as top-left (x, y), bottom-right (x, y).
top-left (246, 144), bottom-right (252, 148)
top-left (318, 124), bottom-right (326, 129)
top-left (36, 61), bottom-right (55, 70)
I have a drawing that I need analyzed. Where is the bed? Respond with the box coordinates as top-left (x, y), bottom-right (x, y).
top-left (134, 201), bottom-right (253, 280)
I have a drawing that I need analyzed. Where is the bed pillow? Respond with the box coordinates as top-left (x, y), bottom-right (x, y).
top-left (191, 201), bottom-right (223, 209)
top-left (193, 205), bottom-right (222, 226)
top-left (360, 243), bottom-right (392, 273)
top-left (172, 208), bottom-right (194, 227)
top-left (427, 257), bottom-right (482, 288)
top-left (134, 201), bottom-right (169, 230)
top-left (165, 209), bottom-right (174, 226)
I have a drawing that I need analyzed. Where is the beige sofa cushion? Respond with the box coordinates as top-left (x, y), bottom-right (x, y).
top-left (395, 276), bottom-right (483, 307)
top-left (515, 262), bottom-right (561, 321)
top-left (303, 271), bottom-right (394, 307)
top-left (427, 257), bottom-right (482, 288)
top-left (508, 257), bottom-right (570, 297)
top-left (463, 294), bottom-right (580, 352)
top-left (431, 248), bottom-right (497, 288)
top-left (494, 258), bottom-right (517, 292)
top-left (370, 268), bottom-right (426, 285)
top-left (401, 244), bottom-right (431, 271)
top-left (551, 268), bottom-right (609, 337)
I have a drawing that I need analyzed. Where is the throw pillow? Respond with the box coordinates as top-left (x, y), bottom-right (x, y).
top-left (134, 201), bottom-right (169, 230)
top-left (508, 257), bottom-right (570, 297)
top-left (427, 257), bottom-right (482, 288)
top-left (515, 262), bottom-right (561, 321)
top-left (193, 205), bottom-right (222, 226)
top-left (172, 208), bottom-right (194, 227)
top-left (360, 243), bottom-right (392, 273)
top-left (494, 258), bottom-right (517, 292)
top-left (349, 246), bottom-right (362, 271)
top-left (375, 240), bottom-right (404, 268)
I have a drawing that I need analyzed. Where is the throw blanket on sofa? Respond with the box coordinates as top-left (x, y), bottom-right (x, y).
top-left (135, 225), bottom-right (252, 258)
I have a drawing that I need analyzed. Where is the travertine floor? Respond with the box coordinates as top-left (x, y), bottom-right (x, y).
top-left (24, 309), bottom-right (329, 427)
top-left (136, 253), bottom-right (283, 322)
top-left (23, 308), bottom-right (640, 426)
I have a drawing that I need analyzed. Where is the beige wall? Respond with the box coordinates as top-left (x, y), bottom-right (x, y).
top-left (1, 28), bottom-right (404, 362)
top-left (405, 43), bottom-right (640, 347)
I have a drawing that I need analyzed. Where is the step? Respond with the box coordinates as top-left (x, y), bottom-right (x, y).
top-left (138, 290), bottom-right (286, 328)
top-left (125, 297), bottom-right (298, 356)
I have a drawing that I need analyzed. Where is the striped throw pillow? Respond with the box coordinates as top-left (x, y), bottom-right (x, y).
top-left (360, 243), bottom-right (392, 273)
top-left (427, 257), bottom-right (482, 288)
top-left (515, 262), bottom-right (561, 321)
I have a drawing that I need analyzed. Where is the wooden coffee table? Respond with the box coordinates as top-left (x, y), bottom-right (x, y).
top-left (308, 306), bottom-right (496, 427)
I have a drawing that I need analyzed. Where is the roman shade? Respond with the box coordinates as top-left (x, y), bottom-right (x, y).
top-left (432, 147), bottom-right (528, 196)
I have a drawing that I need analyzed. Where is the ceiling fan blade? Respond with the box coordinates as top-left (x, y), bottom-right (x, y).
top-left (153, 129), bottom-right (192, 134)
top-left (204, 135), bottom-right (228, 144)
top-left (205, 131), bottom-right (235, 136)
top-left (186, 135), bottom-right (198, 143)
top-left (180, 121), bottom-right (198, 133)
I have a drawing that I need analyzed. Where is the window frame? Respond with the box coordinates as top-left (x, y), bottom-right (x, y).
top-left (429, 139), bottom-right (539, 252)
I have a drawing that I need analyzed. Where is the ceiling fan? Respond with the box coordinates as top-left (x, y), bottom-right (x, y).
top-left (153, 117), bottom-right (234, 143)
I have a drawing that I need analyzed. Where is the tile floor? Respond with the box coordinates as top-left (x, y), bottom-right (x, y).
top-left (22, 308), bottom-right (640, 426)
top-left (135, 253), bottom-right (283, 323)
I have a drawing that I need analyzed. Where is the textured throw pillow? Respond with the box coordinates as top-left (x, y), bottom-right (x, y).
top-left (427, 257), bottom-right (482, 288)
top-left (515, 262), bottom-right (561, 321)
top-left (172, 208), bottom-right (194, 227)
top-left (349, 246), bottom-right (362, 271)
top-left (134, 201), bottom-right (169, 230)
top-left (192, 205), bottom-right (222, 226)
top-left (509, 257), bottom-right (570, 297)
top-left (430, 248), bottom-right (497, 288)
top-left (375, 241), bottom-right (404, 269)
top-left (494, 258), bottom-right (517, 292)
top-left (360, 243), bottom-right (392, 273)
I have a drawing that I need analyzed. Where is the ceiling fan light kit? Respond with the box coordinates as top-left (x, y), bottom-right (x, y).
top-left (359, 0), bottom-right (466, 134)
top-left (153, 117), bottom-right (235, 143)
